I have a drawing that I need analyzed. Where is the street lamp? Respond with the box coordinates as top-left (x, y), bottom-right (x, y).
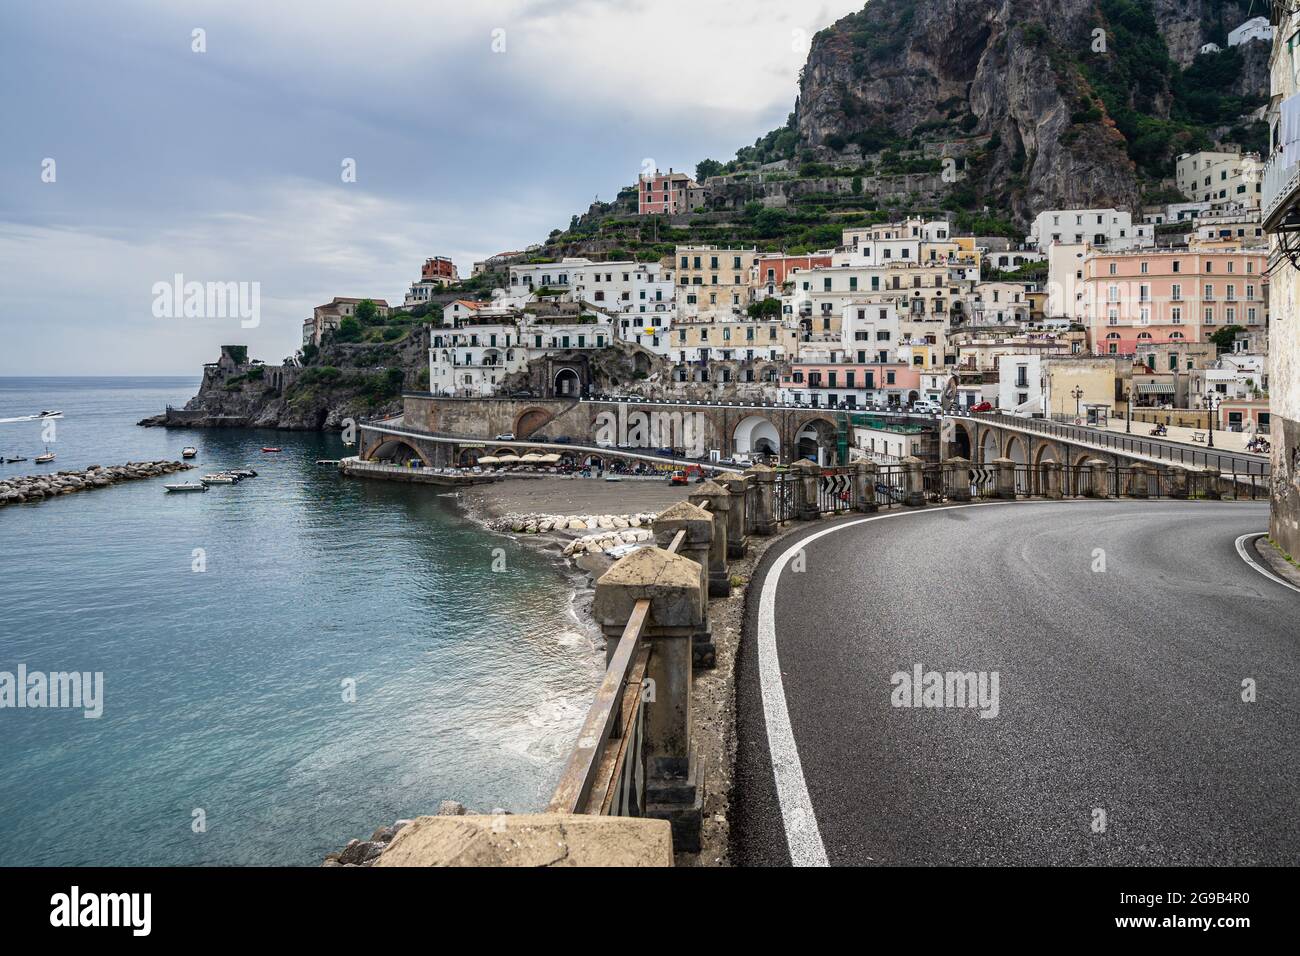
top-left (1125, 387), bottom-right (1132, 435)
top-left (1203, 393), bottom-right (1221, 449)
top-left (1071, 386), bottom-right (1084, 420)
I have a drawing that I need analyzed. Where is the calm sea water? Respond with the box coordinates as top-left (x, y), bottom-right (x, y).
top-left (0, 377), bottom-right (600, 866)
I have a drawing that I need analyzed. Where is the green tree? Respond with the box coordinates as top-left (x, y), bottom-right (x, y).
top-left (334, 317), bottom-right (362, 343)
top-left (747, 297), bottom-right (783, 319)
top-left (695, 159), bottom-right (723, 181)
top-left (354, 299), bottom-right (379, 326)
top-left (1209, 324), bottom-right (1245, 352)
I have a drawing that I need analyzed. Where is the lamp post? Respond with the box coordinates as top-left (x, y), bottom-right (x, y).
top-left (1204, 393), bottom-right (1220, 449)
top-left (1125, 387), bottom-right (1132, 435)
top-left (1071, 386), bottom-right (1084, 420)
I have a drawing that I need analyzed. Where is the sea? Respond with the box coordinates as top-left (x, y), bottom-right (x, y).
top-left (0, 377), bottom-right (601, 866)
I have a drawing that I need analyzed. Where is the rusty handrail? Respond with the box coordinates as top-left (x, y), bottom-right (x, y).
top-left (548, 513), bottom-right (693, 815)
top-left (548, 599), bottom-right (650, 814)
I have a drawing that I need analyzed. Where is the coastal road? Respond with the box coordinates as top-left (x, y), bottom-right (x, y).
top-left (732, 500), bottom-right (1299, 866)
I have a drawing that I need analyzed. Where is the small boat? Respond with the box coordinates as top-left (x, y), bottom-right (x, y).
top-left (37, 410), bottom-right (63, 419)
top-left (261, 447), bottom-right (281, 453)
top-left (200, 474), bottom-right (236, 485)
top-left (181, 446), bottom-right (198, 458)
top-left (5, 456), bottom-right (26, 463)
top-left (165, 482), bottom-right (208, 493)
top-left (35, 452), bottom-right (56, 464)
top-left (604, 474), bottom-right (622, 482)
top-left (228, 468), bottom-right (258, 478)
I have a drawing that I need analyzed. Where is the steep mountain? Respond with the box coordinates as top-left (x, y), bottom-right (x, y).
top-left (792, 0), bottom-right (1268, 224)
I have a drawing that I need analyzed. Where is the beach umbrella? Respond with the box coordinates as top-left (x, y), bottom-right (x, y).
top-left (477, 456), bottom-right (499, 465)
top-left (521, 453), bottom-right (545, 463)
top-left (497, 452), bottom-right (520, 462)
top-left (539, 453), bottom-right (561, 463)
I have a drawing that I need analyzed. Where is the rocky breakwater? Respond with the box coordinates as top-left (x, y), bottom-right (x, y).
top-left (488, 511), bottom-right (659, 557)
top-left (0, 461), bottom-right (192, 506)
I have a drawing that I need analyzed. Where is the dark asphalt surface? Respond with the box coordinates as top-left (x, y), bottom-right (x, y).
top-left (732, 500), bottom-right (1298, 866)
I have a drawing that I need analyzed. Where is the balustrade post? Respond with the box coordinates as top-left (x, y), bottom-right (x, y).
top-left (745, 464), bottom-right (777, 535)
top-left (1041, 460), bottom-right (1062, 499)
top-left (792, 458), bottom-right (821, 520)
top-left (945, 456), bottom-right (972, 503)
top-left (1201, 466), bottom-right (1224, 501)
top-left (1168, 466), bottom-right (1189, 500)
top-left (854, 459), bottom-right (879, 512)
top-left (901, 455), bottom-right (925, 506)
top-left (1126, 463), bottom-right (1150, 498)
top-left (654, 501), bottom-right (716, 670)
top-left (592, 547), bottom-right (705, 852)
top-left (720, 473), bottom-right (749, 558)
top-left (1086, 458), bottom-right (1110, 498)
top-left (993, 456), bottom-right (1016, 500)
top-left (689, 481), bottom-right (732, 598)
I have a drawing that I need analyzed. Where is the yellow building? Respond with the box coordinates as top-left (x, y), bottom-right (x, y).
top-left (673, 246), bottom-right (760, 310)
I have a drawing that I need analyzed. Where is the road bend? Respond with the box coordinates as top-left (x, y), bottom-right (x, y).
top-left (733, 500), bottom-right (1298, 866)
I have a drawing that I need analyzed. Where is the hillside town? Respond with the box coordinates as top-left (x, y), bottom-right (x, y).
top-left (302, 140), bottom-right (1274, 457)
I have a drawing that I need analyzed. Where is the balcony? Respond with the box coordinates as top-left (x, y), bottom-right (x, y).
top-left (1262, 142), bottom-right (1300, 231)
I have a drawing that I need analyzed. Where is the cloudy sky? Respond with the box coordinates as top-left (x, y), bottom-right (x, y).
top-left (0, 0), bottom-right (862, 375)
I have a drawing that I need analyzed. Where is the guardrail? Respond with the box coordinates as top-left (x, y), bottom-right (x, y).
top-left (541, 451), bottom-right (1261, 854)
top-left (973, 411), bottom-right (1269, 476)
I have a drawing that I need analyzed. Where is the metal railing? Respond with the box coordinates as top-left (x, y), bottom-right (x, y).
top-left (817, 466), bottom-right (855, 514)
top-left (974, 412), bottom-right (1269, 477)
top-left (548, 522), bottom-right (692, 816)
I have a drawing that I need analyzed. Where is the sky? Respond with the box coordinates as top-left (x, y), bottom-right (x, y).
top-left (0, 0), bottom-right (862, 375)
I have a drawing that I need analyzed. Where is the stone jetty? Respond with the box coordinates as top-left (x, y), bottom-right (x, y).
top-left (0, 460), bottom-right (193, 505)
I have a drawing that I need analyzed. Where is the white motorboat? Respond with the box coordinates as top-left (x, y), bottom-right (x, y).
top-left (34, 452), bottom-right (56, 464)
top-left (165, 482), bottom-right (208, 493)
top-left (200, 474), bottom-right (236, 485)
top-left (181, 446), bottom-right (198, 459)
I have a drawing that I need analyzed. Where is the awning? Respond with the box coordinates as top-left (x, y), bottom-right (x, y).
top-left (496, 453), bottom-right (520, 462)
top-left (539, 453), bottom-right (561, 463)
top-left (477, 456), bottom-right (499, 465)
top-left (521, 453), bottom-right (545, 462)
top-left (1136, 383), bottom-right (1175, 394)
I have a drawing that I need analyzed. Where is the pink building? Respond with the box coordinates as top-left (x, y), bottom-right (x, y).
top-left (639, 169), bottom-right (698, 215)
top-left (1082, 248), bottom-right (1267, 355)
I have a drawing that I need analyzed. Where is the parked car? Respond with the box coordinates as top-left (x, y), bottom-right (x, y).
top-left (551, 436), bottom-right (572, 444)
top-left (911, 400), bottom-right (941, 414)
top-left (494, 432), bottom-right (515, 441)
top-left (969, 401), bottom-right (993, 413)
top-left (669, 470), bottom-right (689, 486)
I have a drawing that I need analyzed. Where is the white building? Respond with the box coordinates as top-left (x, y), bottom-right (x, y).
top-left (508, 258), bottom-right (591, 292)
top-left (1229, 17), bottom-right (1273, 47)
top-left (1176, 149), bottom-right (1263, 207)
top-left (996, 353), bottom-right (1045, 414)
top-left (1045, 242), bottom-right (1088, 321)
top-left (1028, 208), bottom-right (1150, 250)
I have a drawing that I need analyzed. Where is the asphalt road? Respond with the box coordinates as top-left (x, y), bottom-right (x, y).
top-left (733, 500), bottom-right (1298, 866)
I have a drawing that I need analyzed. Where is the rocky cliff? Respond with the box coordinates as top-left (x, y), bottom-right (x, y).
top-left (142, 332), bottom-right (431, 431)
top-left (794, 0), bottom-right (1270, 224)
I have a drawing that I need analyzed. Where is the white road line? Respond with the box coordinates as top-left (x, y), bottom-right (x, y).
top-left (1234, 533), bottom-right (1300, 595)
top-left (757, 500), bottom-right (1038, 866)
top-left (757, 499), bottom-right (1265, 864)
